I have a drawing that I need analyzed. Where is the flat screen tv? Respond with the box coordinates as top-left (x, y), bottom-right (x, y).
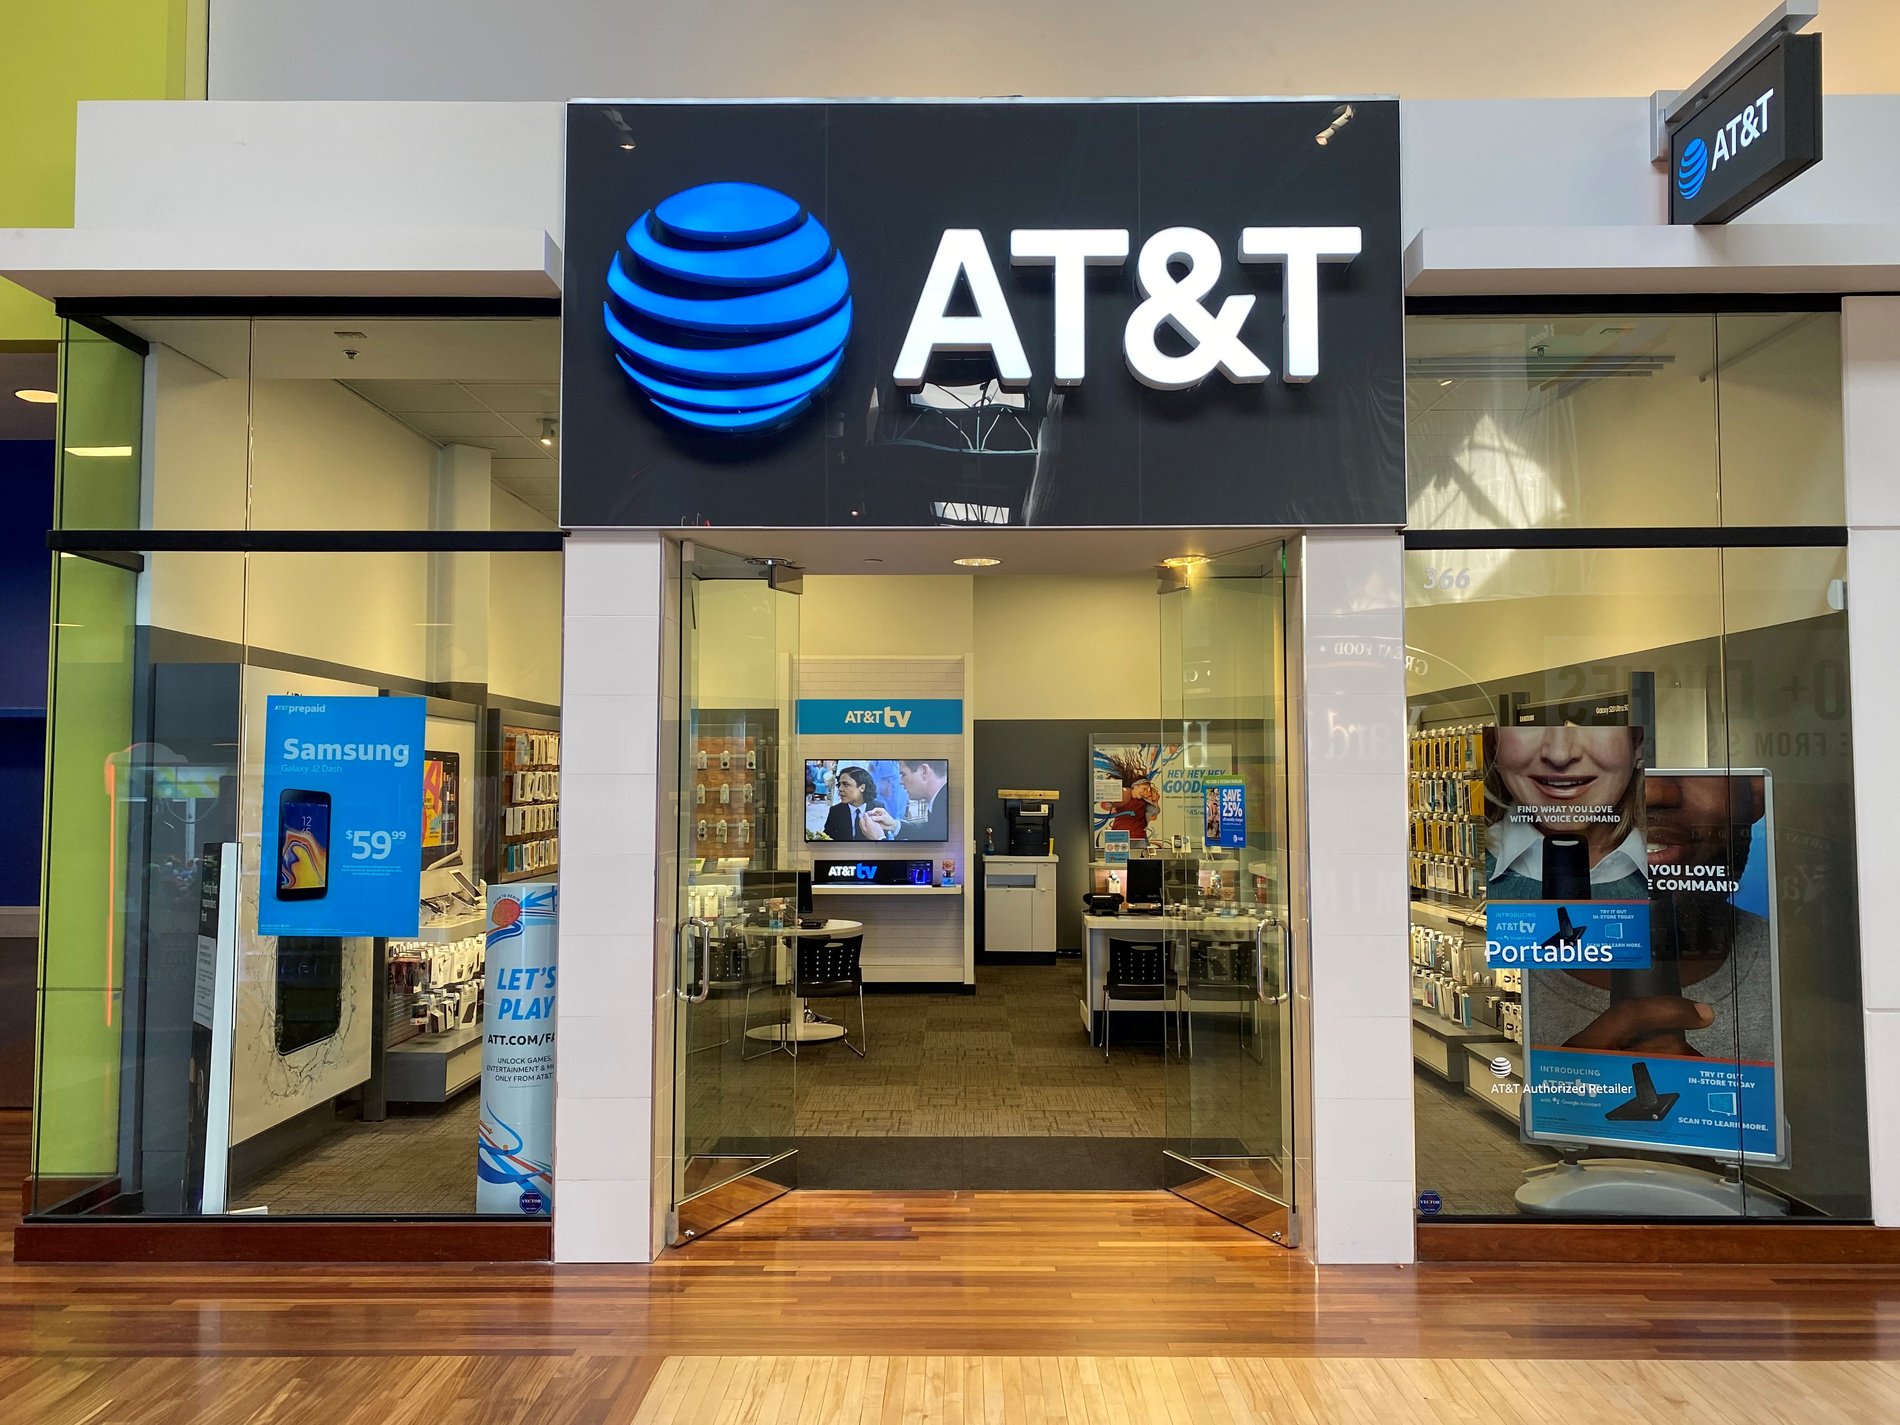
top-left (805, 758), bottom-right (950, 843)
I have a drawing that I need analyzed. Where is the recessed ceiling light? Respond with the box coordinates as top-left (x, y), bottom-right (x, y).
top-left (65, 445), bottom-right (133, 458)
top-left (13, 388), bottom-right (56, 404)
top-left (1160, 555), bottom-right (1207, 569)
top-left (953, 556), bottom-right (1001, 568)
top-left (1438, 379), bottom-right (1453, 387)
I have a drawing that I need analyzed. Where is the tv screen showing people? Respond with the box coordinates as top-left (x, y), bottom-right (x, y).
top-left (805, 758), bottom-right (950, 842)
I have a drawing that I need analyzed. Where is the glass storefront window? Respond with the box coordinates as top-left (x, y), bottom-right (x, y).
top-left (1407, 311), bottom-right (1843, 532)
top-left (1404, 543), bottom-right (1867, 1222)
top-left (56, 316), bottom-right (561, 532)
top-left (33, 314), bottom-right (564, 1221)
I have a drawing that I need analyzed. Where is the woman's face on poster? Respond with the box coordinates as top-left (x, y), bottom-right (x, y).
top-left (1496, 725), bottom-right (1636, 832)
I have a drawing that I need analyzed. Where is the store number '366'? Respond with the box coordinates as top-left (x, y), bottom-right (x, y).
top-left (1422, 567), bottom-right (1471, 591)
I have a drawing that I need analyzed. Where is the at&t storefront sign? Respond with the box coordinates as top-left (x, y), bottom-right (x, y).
top-left (562, 99), bottom-right (1403, 529)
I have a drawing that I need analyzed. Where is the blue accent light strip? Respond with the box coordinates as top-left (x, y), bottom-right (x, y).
top-left (603, 297), bottom-right (852, 383)
top-left (607, 250), bottom-right (850, 334)
top-left (614, 348), bottom-right (845, 413)
top-left (649, 392), bottom-right (813, 431)
top-left (626, 211), bottom-right (833, 288)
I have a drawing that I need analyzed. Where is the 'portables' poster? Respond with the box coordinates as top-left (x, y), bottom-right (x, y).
top-left (1519, 766), bottom-right (1784, 1164)
top-left (258, 695), bottom-right (426, 937)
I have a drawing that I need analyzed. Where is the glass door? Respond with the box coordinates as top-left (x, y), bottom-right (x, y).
top-left (669, 543), bottom-right (802, 1244)
top-left (1158, 541), bottom-right (1298, 1245)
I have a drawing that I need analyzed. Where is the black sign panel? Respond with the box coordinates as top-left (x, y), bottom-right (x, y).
top-left (560, 100), bottom-right (1403, 529)
top-left (1669, 33), bottom-right (1821, 226)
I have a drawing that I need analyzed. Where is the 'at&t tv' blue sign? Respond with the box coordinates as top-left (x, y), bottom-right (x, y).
top-left (796, 698), bottom-right (963, 736)
top-left (259, 696), bottom-right (426, 938)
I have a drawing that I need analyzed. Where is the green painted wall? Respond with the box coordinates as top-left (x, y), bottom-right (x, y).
top-left (36, 326), bottom-right (146, 1181)
top-left (0, 1), bottom-right (206, 343)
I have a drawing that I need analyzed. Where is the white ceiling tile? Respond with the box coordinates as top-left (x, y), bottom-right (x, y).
top-left (399, 410), bottom-right (521, 444)
top-left (469, 382), bottom-right (559, 414)
top-left (343, 379), bottom-right (487, 414)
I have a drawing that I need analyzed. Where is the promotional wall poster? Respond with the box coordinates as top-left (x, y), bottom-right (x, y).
top-left (1522, 768), bottom-right (1784, 1163)
top-left (1204, 778), bottom-right (1247, 849)
top-left (476, 883), bottom-right (558, 1216)
top-left (258, 696), bottom-right (425, 938)
top-left (1090, 741), bottom-right (1231, 853)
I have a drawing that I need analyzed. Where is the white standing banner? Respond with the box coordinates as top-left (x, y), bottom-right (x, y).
top-left (476, 881), bottom-right (558, 1215)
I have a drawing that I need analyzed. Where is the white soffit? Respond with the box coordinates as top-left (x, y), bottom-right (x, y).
top-left (1406, 224), bottom-right (1900, 296)
top-left (0, 227), bottom-right (562, 299)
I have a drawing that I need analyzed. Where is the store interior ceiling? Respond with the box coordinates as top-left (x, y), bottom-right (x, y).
top-left (692, 525), bottom-right (1292, 577)
top-left (116, 316), bottom-right (562, 520)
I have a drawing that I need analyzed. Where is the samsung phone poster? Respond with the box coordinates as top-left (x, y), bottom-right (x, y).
top-left (258, 696), bottom-right (425, 937)
top-left (477, 883), bottom-right (557, 1216)
top-left (1516, 760), bottom-right (1785, 1164)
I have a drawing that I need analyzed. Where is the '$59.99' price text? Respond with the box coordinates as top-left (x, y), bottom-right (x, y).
top-left (346, 828), bottom-right (409, 860)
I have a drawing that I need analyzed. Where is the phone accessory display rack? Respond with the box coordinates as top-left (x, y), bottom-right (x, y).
top-left (689, 708), bottom-right (779, 870)
top-left (1408, 717), bottom-right (1523, 1109)
top-left (498, 724), bottom-right (560, 882)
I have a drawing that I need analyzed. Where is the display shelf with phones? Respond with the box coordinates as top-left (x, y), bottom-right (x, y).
top-left (383, 931), bottom-right (487, 1101)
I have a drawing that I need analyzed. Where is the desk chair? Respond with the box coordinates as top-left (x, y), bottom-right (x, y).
top-left (794, 933), bottom-right (868, 1058)
top-left (1183, 935), bottom-right (1264, 1062)
top-left (1101, 937), bottom-right (1174, 1061)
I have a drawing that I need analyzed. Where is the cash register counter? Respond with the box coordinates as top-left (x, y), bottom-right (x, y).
top-left (1078, 912), bottom-right (1275, 1036)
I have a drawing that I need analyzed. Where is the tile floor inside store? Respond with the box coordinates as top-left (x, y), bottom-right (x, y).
top-left (234, 962), bottom-right (1531, 1211)
top-left (1411, 1070), bottom-right (1558, 1217)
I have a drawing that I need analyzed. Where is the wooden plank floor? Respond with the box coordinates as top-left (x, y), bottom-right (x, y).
top-left (631, 1355), bottom-right (1900, 1424)
top-left (7, 1113), bottom-right (1900, 1421)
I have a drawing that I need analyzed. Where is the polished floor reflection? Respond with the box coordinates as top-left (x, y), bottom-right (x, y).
top-left (7, 1130), bottom-right (1900, 1424)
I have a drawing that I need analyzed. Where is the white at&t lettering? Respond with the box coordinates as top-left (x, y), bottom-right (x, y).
top-left (893, 223), bottom-right (1363, 392)
top-left (1711, 88), bottom-right (1774, 171)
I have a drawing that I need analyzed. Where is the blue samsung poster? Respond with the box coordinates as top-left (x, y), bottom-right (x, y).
top-left (259, 696), bottom-right (426, 937)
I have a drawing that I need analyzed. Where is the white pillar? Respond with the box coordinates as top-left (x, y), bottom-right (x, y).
top-left (551, 531), bottom-right (665, 1262)
top-left (1843, 297), bottom-right (1900, 1229)
top-left (1291, 529), bottom-right (1416, 1264)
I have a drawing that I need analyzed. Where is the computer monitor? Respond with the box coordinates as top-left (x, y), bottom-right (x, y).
top-left (737, 868), bottom-right (796, 911)
top-left (1125, 858), bottom-right (1162, 907)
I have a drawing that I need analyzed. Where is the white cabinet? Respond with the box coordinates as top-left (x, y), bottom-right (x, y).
top-left (983, 855), bottom-right (1058, 956)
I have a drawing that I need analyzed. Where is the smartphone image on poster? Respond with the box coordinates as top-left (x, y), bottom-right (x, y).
top-left (276, 789), bottom-right (331, 900)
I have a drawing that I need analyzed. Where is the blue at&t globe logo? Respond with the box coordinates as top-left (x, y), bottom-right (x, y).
top-left (603, 182), bottom-right (852, 433)
top-left (1677, 138), bottom-right (1710, 202)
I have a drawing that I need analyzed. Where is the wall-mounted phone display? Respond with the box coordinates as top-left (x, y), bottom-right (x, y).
top-left (274, 936), bottom-right (343, 1054)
